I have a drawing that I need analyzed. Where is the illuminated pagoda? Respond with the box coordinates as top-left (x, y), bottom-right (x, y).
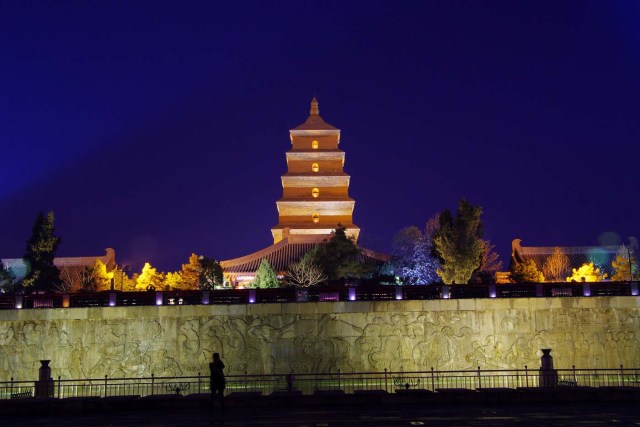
top-left (221, 98), bottom-right (386, 287)
top-left (271, 97), bottom-right (359, 243)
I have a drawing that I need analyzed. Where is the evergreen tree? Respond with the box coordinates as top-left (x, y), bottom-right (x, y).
top-left (199, 257), bottom-right (223, 289)
top-left (253, 258), bottom-right (279, 288)
top-left (432, 199), bottom-right (484, 284)
top-left (510, 259), bottom-right (545, 283)
top-left (312, 224), bottom-right (370, 280)
top-left (22, 210), bottom-right (62, 291)
top-left (391, 226), bottom-right (440, 285)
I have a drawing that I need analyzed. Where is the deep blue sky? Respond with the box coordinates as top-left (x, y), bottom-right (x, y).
top-left (1, 1), bottom-right (639, 272)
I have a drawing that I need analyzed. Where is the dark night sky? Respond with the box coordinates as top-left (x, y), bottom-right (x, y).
top-left (1, 1), bottom-right (639, 272)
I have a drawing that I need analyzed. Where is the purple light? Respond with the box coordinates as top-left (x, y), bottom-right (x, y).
top-left (395, 287), bottom-right (403, 300)
top-left (155, 292), bottom-right (163, 306)
top-left (248, 290), bottom-right (256, 303)
top-left (348, 288), bottom-right (356, 301)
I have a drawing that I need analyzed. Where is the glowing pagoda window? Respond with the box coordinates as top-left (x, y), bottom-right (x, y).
top-left (312, 140), bottom-right (319, 149)
top-left (312, 213), bottom-right (320, 223)
top-left (312, 163), bottom-right (319, 172)
top-left (311, 188), bottom-right (320, 198)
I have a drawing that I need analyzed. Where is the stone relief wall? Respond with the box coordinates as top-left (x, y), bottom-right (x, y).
top-left (0, 297), bottom-right (639, 380)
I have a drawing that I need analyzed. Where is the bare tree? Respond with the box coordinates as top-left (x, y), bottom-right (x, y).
top-left (284, 254), bottom-right (326, 287)
top-left (542, 247), bottom-right (570, 282)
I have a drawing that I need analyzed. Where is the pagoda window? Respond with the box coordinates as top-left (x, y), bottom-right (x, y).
top-left (311, 188), bottom-right (320, 198)
top-left (312, 213), bottom-right (320, 223)
top-left (312, 140), bottom-right (319, 149)
top-left (312, 163), bottom-right (319, 172)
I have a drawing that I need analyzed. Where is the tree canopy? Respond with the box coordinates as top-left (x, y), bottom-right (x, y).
top-left (284, 252), bottom-right (326, 287)
top-left (432, 199), bottom-right (484, 285)
top-left (22, 210), bottom-right (62, 291)
top-left (253, 259), bottom-right (279, 288)
top-left (510, 259), bottom-right (545, 283)
top-left (611, 245), bottom-right (639, 281)
top-left (542, 247), bottom-right (570, 282)
top-left (311, 224), bottom-right (371, 280)
top-left (390, 226), bottom-right (439, 285)
top-left (566, 262), bottom-right (607, 282)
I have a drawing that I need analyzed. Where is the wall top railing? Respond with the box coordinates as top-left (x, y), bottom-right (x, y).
top-left (0, 281), bottom-right (637, 310)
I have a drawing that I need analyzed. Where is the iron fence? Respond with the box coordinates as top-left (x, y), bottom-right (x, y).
top-left (2, 366), bottom-right (639, 400)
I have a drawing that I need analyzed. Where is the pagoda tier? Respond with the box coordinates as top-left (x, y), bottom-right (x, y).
top-left (271, 97), bottom-right (360, 244)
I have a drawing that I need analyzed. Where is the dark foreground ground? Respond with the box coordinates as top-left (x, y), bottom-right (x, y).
top-left (3, 388), bottom-right (640, 426)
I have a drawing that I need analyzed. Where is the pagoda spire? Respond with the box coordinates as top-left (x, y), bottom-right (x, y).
top-left (310, 97), bottom-right (319, 116)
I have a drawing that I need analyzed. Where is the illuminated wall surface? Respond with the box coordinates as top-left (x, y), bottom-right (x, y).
top-left (1, 297), bottom-right (639, 380)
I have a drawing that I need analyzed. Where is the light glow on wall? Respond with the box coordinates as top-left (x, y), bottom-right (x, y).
top-left (348, 288), bottom-right (356, 301)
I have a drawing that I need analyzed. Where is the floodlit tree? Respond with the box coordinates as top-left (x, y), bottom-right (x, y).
top-left (164, 271), bottom-right (183, 290)
top-left (199, 257), bottom-right (223, 289)
top-left (611, 245), bottom-right (639, 281)
top-left (22, 211), bottom-right (62, 291)
top-left (473, 240), bottom-right (503, 283)
top-left (284, 252), bottom-right (327, 287)
top-left (77, 259), bottom-right (113, 292)
top-left (179, 253), bottom-right (202, 290)
top-left (253, 259), bottom-right (279, 288)
top-left (135, 262), bottom-right (165, 290)
top-left (390, 226), bottom-right (439, 285)
top-left (433, 199), bottom-right (484, 284)
top-left (541, 247), bottom-right (570, 282)
top-left (510, 259), bottom-right (545, 283)
top-left (566, 262), bottom-right (607, 282)
top-left (113, 266), bottom-right (135, 291)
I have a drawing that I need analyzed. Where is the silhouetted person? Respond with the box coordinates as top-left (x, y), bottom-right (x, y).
top-left (209, 352), bottom-right (226, 412)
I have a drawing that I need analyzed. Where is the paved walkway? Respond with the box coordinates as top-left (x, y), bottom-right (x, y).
top-left (4, 402), bottom-right (640, 427)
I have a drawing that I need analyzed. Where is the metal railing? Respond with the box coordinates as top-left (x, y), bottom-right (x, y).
top-left (1, 281), bottom-right (638, 310)
top-left (2, 366), bottom-right (639, 400)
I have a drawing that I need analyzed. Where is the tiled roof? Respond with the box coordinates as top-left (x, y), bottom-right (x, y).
top-left (221, 239), bottom-right (390, 274)
top-left (1, 248), bottom-right (117, 288)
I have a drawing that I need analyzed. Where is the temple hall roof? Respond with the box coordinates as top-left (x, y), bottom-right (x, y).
top-left (511, 239), bottom-right (621, 278)
top-left (221, 236), bottom-right (389, 275)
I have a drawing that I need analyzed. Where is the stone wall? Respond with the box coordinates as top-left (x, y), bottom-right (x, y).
top-left (1, 297), bottom-right (639, 381)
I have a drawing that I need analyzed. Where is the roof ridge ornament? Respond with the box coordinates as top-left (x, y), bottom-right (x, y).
top-left (310, 97), bottom-right (319, 116)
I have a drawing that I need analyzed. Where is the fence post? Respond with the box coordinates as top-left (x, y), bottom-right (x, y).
top-left (57, 376), bottom-right (61, 398)
top-left (198, 372), bottom-right (201, 394)
top-left (431, 367), bottom-right (435, 391)
top-left (477, 366), bottom-right (481, 390)
top-left (525, 365), bottom-right (529, 387)
top-left (10, 377), bottom-right (13, 397)
top-left (620, 364), bottom-right (624, 386)
top-left (151, 373), bottom-right (155, 396)
top-left (572, 365), bottom-right (577, 384)
top-left (244, 370), bottom-right (248, 391)
top-left (338, 369), bottom-right (341, 391)
top-left (384, 368), bottom-right (388, 392)
top-left (104, 375), bottom-right (108, 398)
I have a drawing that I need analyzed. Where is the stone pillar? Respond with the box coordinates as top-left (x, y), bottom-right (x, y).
top-left (539, 349), bottom-right (558, 387)
top-left (35, 360), bottom-right (54, 398)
